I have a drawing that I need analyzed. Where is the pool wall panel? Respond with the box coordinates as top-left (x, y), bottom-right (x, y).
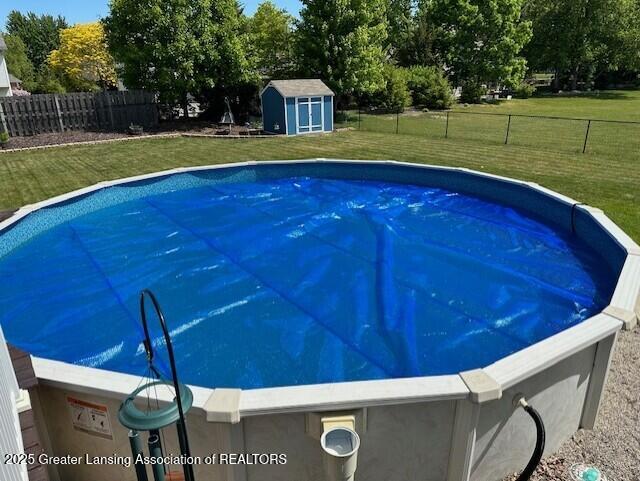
top-left (471, 344), bottom-right (595, 481)
top-left (243, 401), bottom-right (455, 481)
top-left (572, 206), bottom-right (629, 276)
top-left (247, 160), bottom-right (579, 232)
top-left (33, 341), bottom-right (602, 481)
top-left (34, 384), bottom-right (238, 481)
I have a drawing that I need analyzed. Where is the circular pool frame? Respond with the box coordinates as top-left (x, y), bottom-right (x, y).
top-left (3, 159), bottom-right (638, 481)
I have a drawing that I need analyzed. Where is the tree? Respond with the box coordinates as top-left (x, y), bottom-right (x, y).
top-left (405, 65), bottom-right (454, 109)
top-left (386, 0), bottom-right (413, 62)
top-left (625, 0), bottom-right (640, 71)
top-left (296, 0), bottom-right (388, 102)
top-left (48, 23), bottom-right (117, 91)
top-left (378, 64), bottom-right (410, 111)
top-left (104, 0), bottom-right (251, 115)
top-left (424, 0), bottom-right (531, 101)
top-left (523, 0), bottom-right (639, 90)
top-left (6, 11), bottom-right (68, 71)
top-left (247, 1), bottom-right (295, 78)
top-left (399, 3), bottom-right (438, 67)
top-left (2, 34), bottom-right (35, 90)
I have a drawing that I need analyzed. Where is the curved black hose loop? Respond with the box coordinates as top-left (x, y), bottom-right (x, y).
top-left (516, 404), bottom-right (546, 481)
top-left (139, 289), bottom-right (192, 460)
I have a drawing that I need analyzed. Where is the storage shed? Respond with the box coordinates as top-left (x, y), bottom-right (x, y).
top-left (261, 79), bottom-right (334, 135)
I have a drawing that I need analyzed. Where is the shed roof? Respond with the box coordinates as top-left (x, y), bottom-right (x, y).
top-left (263, 79), bottom-right (334, 98)
top-left (0, 35), bottom-right (6, 51)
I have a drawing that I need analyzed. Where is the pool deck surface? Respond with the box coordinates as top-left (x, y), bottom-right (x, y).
top-left (504, 325), bottom-right (640, 480)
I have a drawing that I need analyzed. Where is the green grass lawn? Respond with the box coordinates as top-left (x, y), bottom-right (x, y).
top-left (338, 90), bottom-right (640, 160)
top-left (457, 89), bottom-right (640, 121)
top-left (1, 130), bottom-right (638, 242)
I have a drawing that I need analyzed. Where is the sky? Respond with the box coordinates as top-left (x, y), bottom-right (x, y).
top-left (0, 0), bottom-right (302, 30)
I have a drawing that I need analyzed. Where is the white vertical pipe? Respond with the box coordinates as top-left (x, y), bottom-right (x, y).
top-left (0, 325), bottom-right (29, 481)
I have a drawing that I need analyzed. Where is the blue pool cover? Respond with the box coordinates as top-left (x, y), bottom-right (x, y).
top-left (0, 171), bottom-right (616, 389)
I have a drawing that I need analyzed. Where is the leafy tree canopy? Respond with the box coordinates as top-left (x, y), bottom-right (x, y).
top-left (424, 0), bottom-right (531, 95)
top-left (2, 34), bottom-right (35, 89)
top-left (247, 1), bottom-right (295, 79)
top-left (6, 11), bottom-right (68, 70)
top-left (386, 0), bottom-right (413, 62)
top-left (296, 0), bottom-right (388, 100)
top-left (523, 0), bottom-right (640, 88)
top-left (48, 23), bottom-right (117, 91)
top-left (398, 3), bottom-right (438, 67)
top-left (104, 0), bottom-right (251, 109)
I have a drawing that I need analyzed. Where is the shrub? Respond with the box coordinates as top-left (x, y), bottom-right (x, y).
top-left (370, 65), bottom-right (410, 112)
top-left (30, 68), bottom-right (66, 94)
top-left (514, 82), bottom-right (536, 98)
top-left (334, 110), bottom-right (358, 124)
top-left (405, 66), bottom-right (454, 109)
top-left (459, 82), bottom-right (487, 104)
top-left (0, 132), bottom-right (9, 144)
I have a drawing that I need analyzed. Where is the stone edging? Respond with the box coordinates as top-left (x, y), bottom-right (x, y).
top-left (0, 132), bottom-right (283, 154)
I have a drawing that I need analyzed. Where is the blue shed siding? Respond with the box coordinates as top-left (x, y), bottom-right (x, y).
top-left (323, 96), bottom-right (333, 132)
top-left (286, 98), bottom-right (297, 135)
top-left (261, 87), bottom-right (286, 134)
top-left (262, 81), bottom-right (334, 135)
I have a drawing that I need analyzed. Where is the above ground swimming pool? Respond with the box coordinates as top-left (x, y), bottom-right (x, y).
top-left (0, 160), bottom-right (620, 390)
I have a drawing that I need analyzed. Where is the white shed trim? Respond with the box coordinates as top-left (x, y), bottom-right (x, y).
top-left (294, 96), bottom-right (324, 135)
top-left (283, 96), bottom-right (288, 135)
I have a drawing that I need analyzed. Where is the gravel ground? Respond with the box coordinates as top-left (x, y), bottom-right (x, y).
top-left (505, 326), bottom-right (640, 481)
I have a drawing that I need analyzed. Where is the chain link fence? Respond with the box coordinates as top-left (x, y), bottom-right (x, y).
top-left (335, 107), bottom-right (640, 158)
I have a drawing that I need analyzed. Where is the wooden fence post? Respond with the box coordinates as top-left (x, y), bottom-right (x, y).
top-left (24, 97), bottom-right (35, 135)
top-left (0, 101), bottom-right (7, 134)
top-left (106, 93), bottom-right (115, 130)
top-left (53, 95), bottom-right (64, 132)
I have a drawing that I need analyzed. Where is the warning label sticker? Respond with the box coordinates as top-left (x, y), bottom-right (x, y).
top-left (67, 396), bottom-right (113, 440)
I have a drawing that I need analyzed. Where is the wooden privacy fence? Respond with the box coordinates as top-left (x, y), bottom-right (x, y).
top-left (0, 90), bottom-right (159, 137)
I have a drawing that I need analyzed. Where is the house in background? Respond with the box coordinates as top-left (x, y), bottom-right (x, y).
top-left (9, 74), bottom-right (22, 91)
top-left (0, 35), bottom-right (13, 97)
top-left (8, 74), bottom-right (29, 96)
top-left (261, 79), bottom-right (334, 135)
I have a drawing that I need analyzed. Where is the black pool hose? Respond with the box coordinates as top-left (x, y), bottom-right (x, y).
top-left (516, 400), bottom-right (546, 481)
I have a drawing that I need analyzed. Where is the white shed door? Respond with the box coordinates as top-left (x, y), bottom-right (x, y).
top-left (297, 97), bottom-right (323, 133)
